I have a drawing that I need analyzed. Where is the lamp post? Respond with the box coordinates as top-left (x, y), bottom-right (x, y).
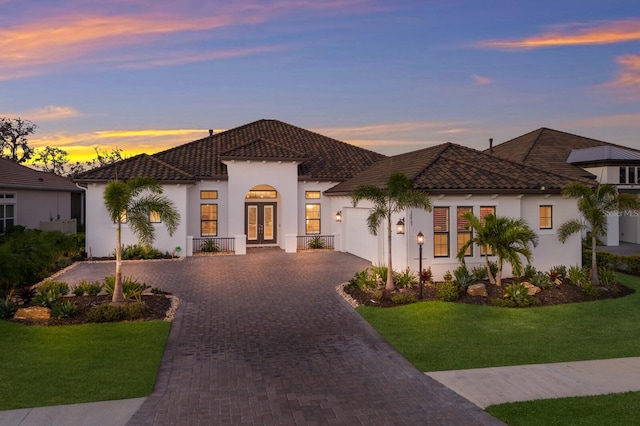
top-left (417, 231), bottom-right (424, 299)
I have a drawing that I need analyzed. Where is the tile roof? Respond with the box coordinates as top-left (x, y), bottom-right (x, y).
top-left (75, 120), bottom-right (386, 182)
top-left (326, 142), bottom-right (595, 196)
top-left (0, 158), bottom-right (81, 192)
top-left (485, 127), bottom-right (636, 181)
top-left (74, 154), bottom-right (195, 182)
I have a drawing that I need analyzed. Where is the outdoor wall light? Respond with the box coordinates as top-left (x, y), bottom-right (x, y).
top-left (396, 218), bottom-right (405, 234)
top-left (335, 211), bottom-right (342, 222)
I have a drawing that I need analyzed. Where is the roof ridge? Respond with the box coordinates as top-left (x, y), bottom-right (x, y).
top-left (220, 137), bottom-right (307, 157)
top-left (146, 155), bottom-right (194, 179)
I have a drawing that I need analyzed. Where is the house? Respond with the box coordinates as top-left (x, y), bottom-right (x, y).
top-left (487, 127), bottom-right (640, 246)
top-left (0, 157), bottom-right (83, 233)
top-left (74, 119), bottom-right (592, 281)
top-left (326, 142), bottom-right (591, 280)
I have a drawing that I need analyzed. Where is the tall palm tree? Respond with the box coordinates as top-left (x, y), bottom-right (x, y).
top-left (351, 173), bottom-right (432, 291)
top-left (458, 213), bottom-right (538, 286)
top-left (103, 177), bottom-right (180, 303)
top-left (558, 182), bottom-right (640, 285)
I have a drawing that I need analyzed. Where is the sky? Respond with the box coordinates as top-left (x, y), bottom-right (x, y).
top-left (1, 0), bottom-right (639, 163)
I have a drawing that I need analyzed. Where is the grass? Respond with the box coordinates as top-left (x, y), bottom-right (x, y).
top-left (0, 320), bottom-right (171, 410)
top-left (357, 273), bottom-right (640, 372)
top-left (486, 391), bottom-right (640, 425)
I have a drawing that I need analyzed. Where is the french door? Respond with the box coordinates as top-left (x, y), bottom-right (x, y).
top-left (245, 203), bottom-right (277, 245)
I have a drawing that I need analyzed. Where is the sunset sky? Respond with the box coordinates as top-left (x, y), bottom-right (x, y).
top-left (1, 0), bottom-right (639, 163)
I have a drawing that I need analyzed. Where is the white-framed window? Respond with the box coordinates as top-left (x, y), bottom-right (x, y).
top-left (620, 167), bottom-right (640, 184)
top-left (201, 204), bottom-right (217, 237)
top-left (433, 207), bottom-right (449, 257)
top-left (200, 190), bottom-right (218, 199)
top-left (305, 203), bottom-right (321, 234)
top-left (0, 193), bottom-right (16, 234)
top-left (305, 191), bottom-right (321, 199)
top-left (479, 206), bottom-right (495, 255)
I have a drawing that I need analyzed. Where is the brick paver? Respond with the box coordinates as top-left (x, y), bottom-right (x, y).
top-left (58, 249), bottom-right (502, 425)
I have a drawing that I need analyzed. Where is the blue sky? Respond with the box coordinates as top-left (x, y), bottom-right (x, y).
top-left (1, 0), bottom-right (639, 161)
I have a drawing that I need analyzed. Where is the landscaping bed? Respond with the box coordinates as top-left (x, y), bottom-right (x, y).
top-left (344, 278), bottom-right (635, 308)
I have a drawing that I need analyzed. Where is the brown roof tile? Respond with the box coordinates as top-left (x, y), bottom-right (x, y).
top-left (486, 127), bottom-right (633, 181)
top-left (0, 158), bottom-right (81, 192)
top-left (326, 143), bottom-right (594, 196)
top-left (75, 154), bottom-right (195, 182)
top-left (75, 120), bottom-right (385, 182)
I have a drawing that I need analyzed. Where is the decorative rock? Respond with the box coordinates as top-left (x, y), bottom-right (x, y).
top-left (554, 278), bottom-right (563, 285)
top-left (14, 306), bottom-right (51, 320)
top-left (467, 283), bottom-right (487, 297)
top-left (522, 282), bottom-right (541, 295)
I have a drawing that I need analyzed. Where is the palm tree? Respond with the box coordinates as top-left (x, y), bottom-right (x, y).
top-left (558, 182), bottom-right (640, 285)
top-left (351, 173), bottom-right (432, 291)
top-left (458, 213), bottom-right (538, 286)
top-left (103, 177), bottom-right (180, 303)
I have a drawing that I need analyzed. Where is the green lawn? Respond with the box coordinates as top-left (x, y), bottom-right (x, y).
top-left (358, 273), bottom-right (640, 372)
top-left (486, 391), bottom-right (640, 426)
top-left (0, 320), bottom-right (171, 410)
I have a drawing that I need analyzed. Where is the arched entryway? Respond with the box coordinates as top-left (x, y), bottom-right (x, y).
top-left (245, 185), bottom-right (278, 245)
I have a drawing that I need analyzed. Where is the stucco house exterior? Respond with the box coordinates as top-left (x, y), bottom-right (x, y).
top-left (75, 119), bottom-right (596, 281)
top-left (0, 157), bottom-right (83, 234)
top-left (488, 127), bottom-right (640, 246)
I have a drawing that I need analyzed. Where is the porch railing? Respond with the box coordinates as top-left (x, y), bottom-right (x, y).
top-left (296, 235), bottom-right (334, 251)
top-left (193, 237), bottom-right (235, 254)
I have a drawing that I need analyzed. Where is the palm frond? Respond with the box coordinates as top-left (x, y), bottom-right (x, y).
top-left (557, 219), bottom-right (583, 243)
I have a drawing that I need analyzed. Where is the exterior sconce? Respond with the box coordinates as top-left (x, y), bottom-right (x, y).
top-left (396, 218), bottom-right (405, 234)
top-left (335, 211), bottom-right (342, 222)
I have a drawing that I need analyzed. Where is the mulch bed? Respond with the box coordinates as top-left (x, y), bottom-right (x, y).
top-left (344, 279), bottom-right (635, 308)
top-left (10, 295), bottom-right (173, 326)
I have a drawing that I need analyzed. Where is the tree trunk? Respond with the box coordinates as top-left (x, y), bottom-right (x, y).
top-left (484, 253), bottom-right (496, 284)
top-left (112, 222), bottom-right (125, 304)
top-left (591, 234), bottom-right (600, 285)
top-left (495, 259), bottom-right (503, 286)
top-left (386, 215), bottom-right (395, 291)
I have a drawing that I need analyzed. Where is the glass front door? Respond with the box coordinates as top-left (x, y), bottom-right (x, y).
top-left (245, 203), bottom-right (277, 244)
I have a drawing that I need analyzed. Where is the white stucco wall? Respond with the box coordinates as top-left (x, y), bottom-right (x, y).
top-left (297, 181), bottom-right (336, 237)
top-left (223, 160), bottom-right (299, 251)
top-left (186, 181), bottom-right (229, 238)
top-left (84, 183), bottom-right (189, 258)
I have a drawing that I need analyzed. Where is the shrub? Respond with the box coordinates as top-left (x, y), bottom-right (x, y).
top-left (73, 284), bottom-right (86, 297)
top-left (443, 270), bottom-right (453, 282)
top-left (371, 289), bottom-right (384, 302)
top-left (579, 281), bottom-right (602, 298)
top-left (14, 286), bottom-right (36, 305)
top-left (104, 276), bottom-right (148, 300)
top-left (530, 272), bottom-right (553, 289)
top-left (51, 300), bottom-right (78, 318)
top-left (393, 268), bottom-right (416, 289)
top-left (453, 265), bottom-right (475, 289)
top-left (568, 265), bottom-right (588, 287)
top-left (33, 281), bottom-right (69, 308)
top-left (596, 251), bottom-right (621, 270)
top-left (348, 269), bottom-right (377, 290)
top-left (0, 298), bottom-right (17, 319)
top-left (391, 292), bottom-right (417, 305)
top-left (625, 255), bottom-right (640, 276)
top-left (472, 266), bottom-right (488, 281)
top-left (421, 267), bottom-right (433, 283)
top-left (523, 264), bottom-right (537, 280)
top-left (84, 281), bottom-right (103, 297)
top-left (598, 267), bottom-right (617, 287)
top-left (307, 236), bottom-right (325, 249)
top-left (86, 303), bottom-right (145, 323)
top-left (504, 283), bottom-right (531, 302)
top-left (201, 240), bottom-right (219, 253)
top-left (551, 265), bottom-right (567, 280)
top-left (488, 261), bottom-right (498, 277)
top-left (119, 244), bottom-right (165, 259)
top-left (436, 281), bottom-right (459, 302)
top-left (38, 281), bottom-right (69, 297)
top-left (370, 264), bottom-right (388, 284)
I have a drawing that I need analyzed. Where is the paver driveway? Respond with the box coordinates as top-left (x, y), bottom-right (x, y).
top-left (59, 249), bottom-right (501, 425)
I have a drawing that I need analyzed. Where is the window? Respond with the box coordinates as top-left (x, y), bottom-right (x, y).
top-left (201, 204), bottom-right (217, 236)
top-left (246, 190), bottom-right (277, 199)
top-left (114, 210), bottom-right (127, 224)
top-left (433, 207), bottom-right (449, 257)
top-left (305, 204), bottom-right (321, 234)
top-left (539, 205), bottom-right (553, 229)
top-left (620, 167), bottom-right (627, 184)
top-left (0, 193), bottom-right (15, 234)
top-left (200, 190), bottom-right (218, 199)
top-left (150, 211), bottom-right (161, 223)
top-left (619, 167), bottom-right (640, 184)
top-left (457, 207), bottom-right (473, 257)
top-left (479, 206), bottom-right (495, 255)
top-left (305, 191), bottom-right (321, 199)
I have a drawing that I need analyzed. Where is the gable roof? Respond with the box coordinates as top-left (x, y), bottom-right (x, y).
top-left (0, 158), bottom-right (81, 192)
top-left (75, 120), bottom-right (386, 182)
top-left (486, 127), bottom-right (636, 180)
top-left (326, 142), bottom-right (594, 196)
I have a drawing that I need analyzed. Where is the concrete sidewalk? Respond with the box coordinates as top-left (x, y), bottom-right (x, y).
top-left (427, 357), bottom-right (640, 409)
top-left (2, 357), bottom-right (639, 425)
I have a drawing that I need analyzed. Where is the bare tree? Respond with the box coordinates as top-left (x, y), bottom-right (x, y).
top-left (34, 146), bottom-right (69, 175)
top-left (0, 118), bottom-right (37, 164)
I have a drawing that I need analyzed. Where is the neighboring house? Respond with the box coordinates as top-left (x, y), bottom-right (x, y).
top-left (74, 119), bottom-right (593, 281)
top-left (327, 142), bottom-right (591, 280)
top-left (488, 127), bottom-right (640, 246)
top-left (0, 157), bottom-right (83, 233)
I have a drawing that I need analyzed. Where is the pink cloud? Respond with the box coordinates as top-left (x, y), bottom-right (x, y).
top-left (472, 75), bottom-right (492, 86)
